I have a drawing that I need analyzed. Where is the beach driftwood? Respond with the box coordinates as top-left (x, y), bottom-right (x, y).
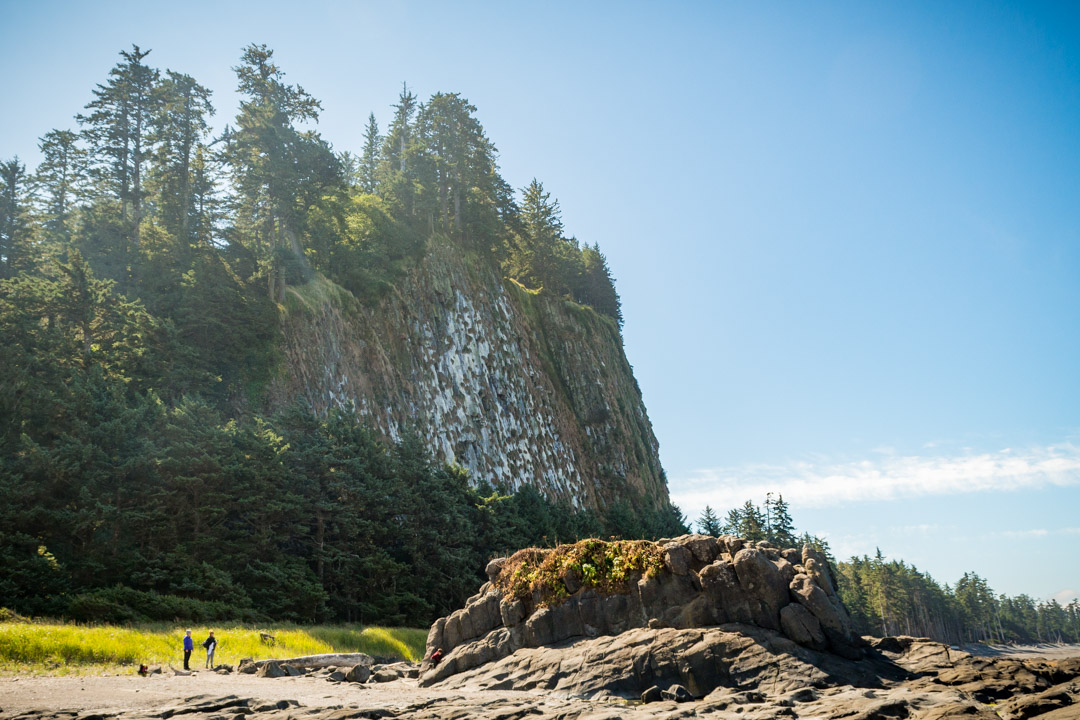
top-left (250, 653), bottom-right (373, 670)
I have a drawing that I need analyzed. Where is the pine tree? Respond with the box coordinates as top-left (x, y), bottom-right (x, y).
top-left (513, 178), bottom-right (565, 291)
top-left (149, 70), bottom-right (214, 244)
top-left (768, 493), bottom-right (796, 546)
top-left (223, 44), bottom-right (342, 301)
top-left (78, 45), bottom-right (159, 253)
top-left (378, 83), bottom-right (420, 221)
top-left (723, 507), bottom-right (742, 535)
top-left (359, 113), bottom-right (381, 194)
top-left (34, 130), bottom-right (87, 244)
top-left (0, 159), bottom-right (33, 278)
top-left (738, 499), bottom-right (766, 541)
top-left (578, 243), bottom-right (623, 324)
top-left (413, 92), bottom-right (499, 238)
top-left (697, 505), bottom-right (723, 536)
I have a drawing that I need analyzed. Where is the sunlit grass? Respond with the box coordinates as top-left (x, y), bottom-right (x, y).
top-left (0, 621), bottom-right (426, 676)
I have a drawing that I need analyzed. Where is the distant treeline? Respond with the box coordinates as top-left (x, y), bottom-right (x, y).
top-left (697, 498), bottom-right (1080, 645)
top-left (0, 44), bottom-right (685, 625)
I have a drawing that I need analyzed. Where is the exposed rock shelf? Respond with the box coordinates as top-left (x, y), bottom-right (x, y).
top-left (421, 534), bottom-right (861, 690)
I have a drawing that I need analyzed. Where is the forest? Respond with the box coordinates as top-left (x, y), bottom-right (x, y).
top-left (0, 44), bottom-right (684, 625)
top-left (3, 43), bottom-right (1071, 645)
top-left (698, 498), bottom-right (1080, 646)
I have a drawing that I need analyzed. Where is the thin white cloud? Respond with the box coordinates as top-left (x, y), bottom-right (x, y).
top-left (999, 527), bottom-right (1080, 539)
top-left (1050, 589), bottom-right (1079, 604)
top-left (672, 442), bottom-right (1080, 511)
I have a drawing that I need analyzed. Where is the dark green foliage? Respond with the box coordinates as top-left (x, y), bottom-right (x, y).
top-left (0, 158), bottom-right (34, 278)
top-left (697, 505), bottom-right (723, 536)
top-left (34, 130), bottom-right (87, 244)
top-left (505, 180), bottom-right (623, 324)
top-left (0, 44), bottom-right (655, 626)
top-left (67, 586), bottom-right (265, 623)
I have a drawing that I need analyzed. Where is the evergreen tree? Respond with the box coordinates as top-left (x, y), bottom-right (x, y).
top-left (378, 83), bottom-right (419, 221)
top-left (223, 44), bottom-right (342, 301)
top-left (149, 70), bottom-right (214, 244)
top-left (78, 45), bottom-right (159, 255)
top-left (0, 159), bottom-right (33, 278)
top-left (767, 493), bottom-right (796, 546)
top-left (697, 505), bottom-right (723, 536)
top-left (743, 500), bottom-right (768, 541)
top-left (34, 130), bottom-right (87, 244)
top-left (359, 113), bottom-right (381, 194)
top-left (578, 243), bottom-right (623, 325)
top-left (512, 178), bottom-right (565, 290)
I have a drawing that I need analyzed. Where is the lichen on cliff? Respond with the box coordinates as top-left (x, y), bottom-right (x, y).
top-left (269, 237), bottom-right (668, 512)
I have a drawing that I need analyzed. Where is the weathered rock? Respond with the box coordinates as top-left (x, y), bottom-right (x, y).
top-left (700, 558), bottom-right (754, 625)
top-left (345, 664), bottom-right (371, 683)
top-left (720, 534), bottom-right (745, 555)
top-left (524, 606), bottom-right (555, 647)
top-left (780, 603), bottom-right (827, 651)
top-left (485, 557), bottom-right (506, 582)
top-left (442, 613), bottom-right (462, 650)
top-left (424, 617), bottom-right (445, 658)
top-left (237, 657), bottom-right (256, 674)
top-left (662, 543), bottom-right (692, 575)
top-left (499, 598), bottom-right (525, 627)
top-left (371, 668), bottom-right (400, 683)
top-left (661, 683), bottom-right (692, 702)
top-left (256, 660), bottom-right (286, 678)
top-left (559, 567), bottom-right (581, 594)
top-left (789, 572), bottom-right (857, 656)
top-left (732, 547), bottom-right (790, 630)
top-left (803, 545), bottom-right (838, 598)
top-left (773, 556), bottom-right (796, 585)
top-left (681, 534), bottom-right (720, 564)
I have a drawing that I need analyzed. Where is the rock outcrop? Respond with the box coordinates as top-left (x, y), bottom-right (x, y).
top-left (420, 535), bottom-right (863, 690)
top-left (271, 239), bottom-right (666, 511)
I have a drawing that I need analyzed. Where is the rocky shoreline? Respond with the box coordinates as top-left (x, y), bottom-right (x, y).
top-left (4, 536), bottom-right (1077, 719)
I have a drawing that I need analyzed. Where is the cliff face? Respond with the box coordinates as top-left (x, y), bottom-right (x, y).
top-left (268, 239), bottom-right (668, 511)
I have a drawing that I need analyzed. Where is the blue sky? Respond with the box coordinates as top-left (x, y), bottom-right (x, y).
top-left (2, 1), bottom-right (1078, 601)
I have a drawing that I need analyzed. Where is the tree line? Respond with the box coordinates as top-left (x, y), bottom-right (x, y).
top-left (1, 45), bottom-right (622, 322)
top-left (0, 44), bottom-right (681, 624)
top-left (696, 498), bottom-right (1080, 645)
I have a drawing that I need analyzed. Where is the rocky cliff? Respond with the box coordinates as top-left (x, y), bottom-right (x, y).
top-left (269, 238), bottom-right (667, 511)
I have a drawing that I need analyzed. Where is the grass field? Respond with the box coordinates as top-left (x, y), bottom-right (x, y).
top-left (0, 621), bottom-right (428, 675)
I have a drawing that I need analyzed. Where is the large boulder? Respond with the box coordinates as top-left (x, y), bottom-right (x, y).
top-left (732, 547), bottom-right (790, 630)
top-left (789, 573), bottom-right (860, 658)
top-left (345, 663), bottom-right (371, 683)
top-left (256, 660), bottom-right (286, 678)
top-left (699, 558), bottom-right (754, 625)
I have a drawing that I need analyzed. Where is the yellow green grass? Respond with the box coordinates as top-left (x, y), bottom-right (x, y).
top-left (0, 622), bottom-right (428, 676)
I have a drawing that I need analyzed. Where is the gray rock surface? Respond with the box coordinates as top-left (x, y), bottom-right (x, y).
top-left (420, 535), bottom-right (863, 683)
top-left (8, 639), bottom-right (1075, 720)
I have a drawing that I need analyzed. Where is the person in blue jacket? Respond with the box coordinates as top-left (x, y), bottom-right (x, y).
top-left (183, 629), bottom-right (193, 670)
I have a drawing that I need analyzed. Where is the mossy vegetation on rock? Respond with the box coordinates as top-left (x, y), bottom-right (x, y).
top-left (493, 539), bottom-right (664, 608)
top-left (420, 534), bottom-right (863, 689)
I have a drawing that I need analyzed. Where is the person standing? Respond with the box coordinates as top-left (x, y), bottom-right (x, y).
top-left (183, 630), bottom-right (193, 670)
top-left (202, 630), bottom-right (217, 669)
